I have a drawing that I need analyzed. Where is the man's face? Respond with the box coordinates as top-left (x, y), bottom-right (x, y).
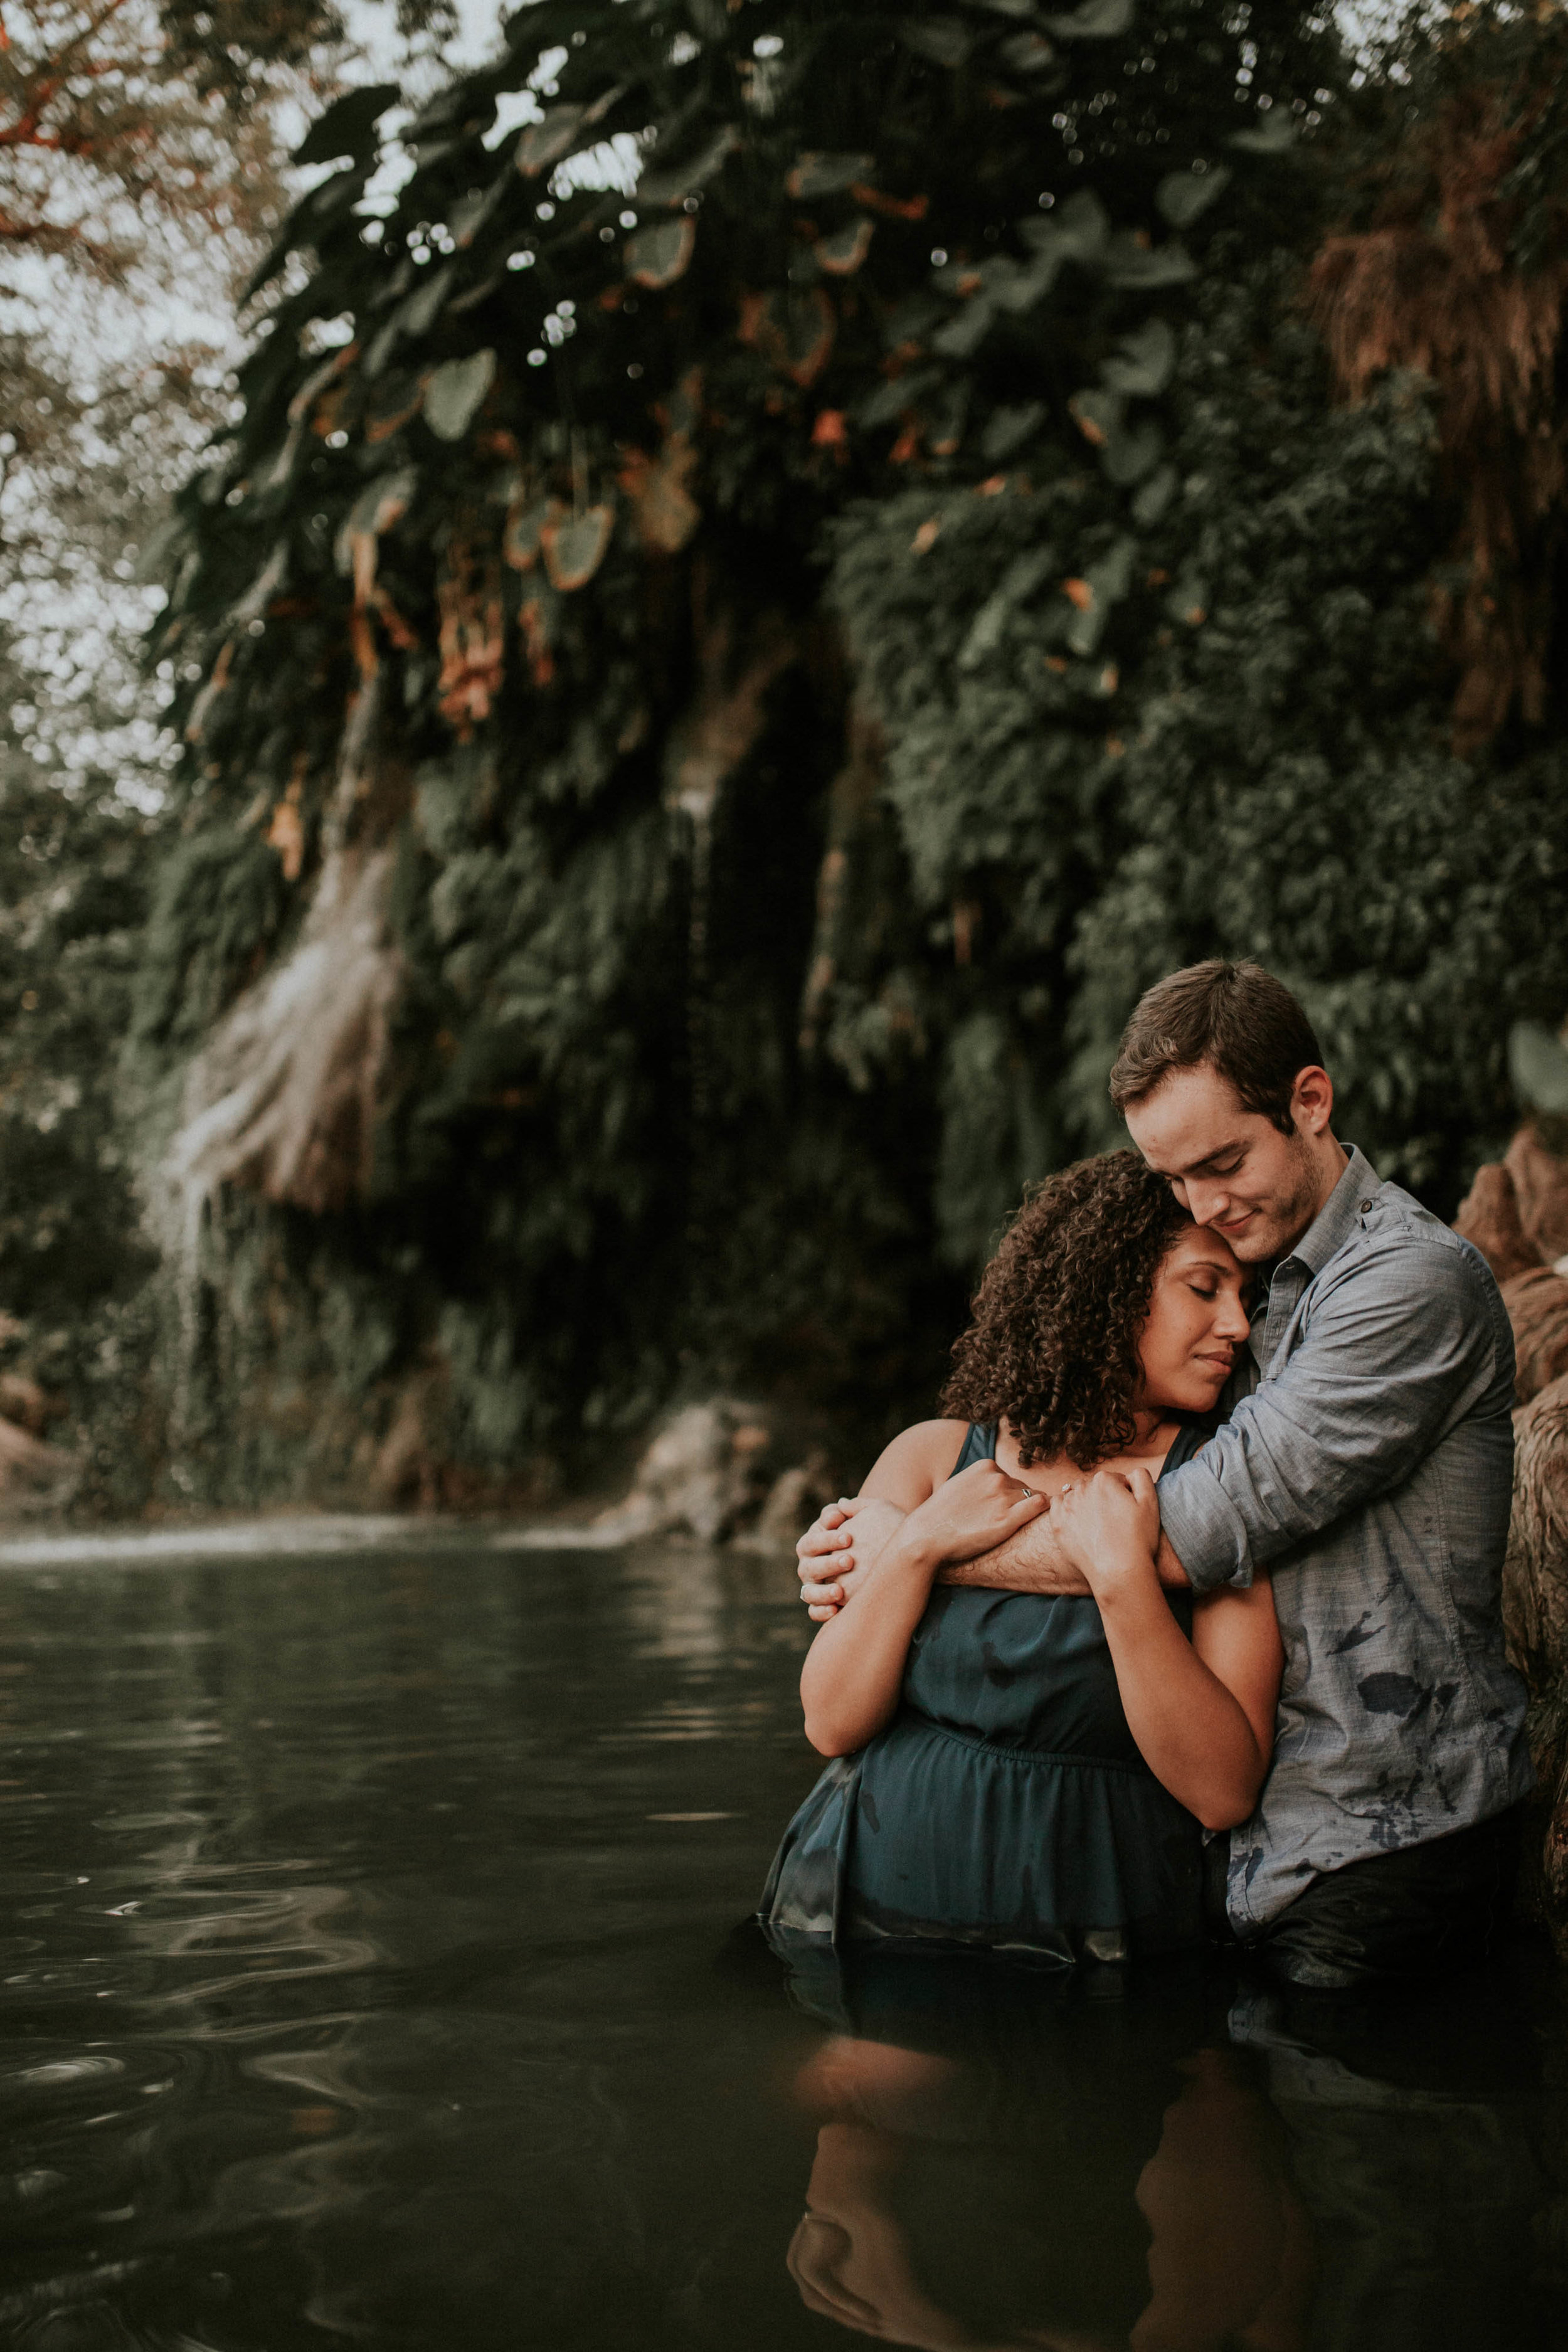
top-left (1123, 1062), bottom-right (1329, 1265)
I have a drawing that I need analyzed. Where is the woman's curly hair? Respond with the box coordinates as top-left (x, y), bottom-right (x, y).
top-left (939, 1151), bottom-right (1192, 1470)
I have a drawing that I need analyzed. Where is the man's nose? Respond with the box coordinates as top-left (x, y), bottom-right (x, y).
top-left (1182, 1180), bottom-right (1229, 1226)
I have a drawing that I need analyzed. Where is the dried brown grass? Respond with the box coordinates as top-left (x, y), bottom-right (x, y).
top-left (1310, 77), bottom-right (1568, 750)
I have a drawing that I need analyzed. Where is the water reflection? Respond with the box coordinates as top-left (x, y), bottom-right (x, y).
top-left (776, 1941), bottom-right (1311, 2351)
top-left (0, 1532), bottom-right (1565, 2349)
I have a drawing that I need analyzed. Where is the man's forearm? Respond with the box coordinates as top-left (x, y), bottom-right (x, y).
top-left (939, 1512), bottom-right (1191, 1596)
top-left (938, 1510), bottom-right (1086, 1594)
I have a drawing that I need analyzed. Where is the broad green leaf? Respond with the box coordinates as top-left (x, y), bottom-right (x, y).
top-left (285, 346), bottom-right (355, 427)
top-left (228, 541), bottom-right (288, 628)
top-left (504, 495), bottom-right (559, 571)
top-left (516, 87), bottom-right (625, 179)
top-left (859, 368), bottom-right (939, 428)
top-left (423, 350), bottom-right (496, 442)
top-left (450, 180), bottom-right (509, 248)
top-left (1230, 110), bottom-right (1298, 155)
top-left (980, 401), bottom-right (1045, 460)
top-left (1165, 573), bottom-right (1208, 625)
top-left (989, 254), bottom-right (1064, 311)
top-left (1510, 1022), bottom-right (1568, 1116)
top-left (626, 218), bottom-right (696, 287)
top-left (932, 299), bottom-right (995, 359)
top-left (1044, 0), bottom-right (1134, 36)
top-left (1064, 538), bottom-right (1135, 653)
top-left (787, 152), bottom-right (874, 199)
top-left (1102, 235), bottom-right (1197, 289)
top-left (1020, 187), bottom-right (1108, 263)
top-left (1155, 164), bottom-right (1231, 229)
top-left (545, 506), bottom-right (616, 592)
top-left (516, 105), bottom-right (593, 176)
top-left (638, 125), bottom-right (738, 206)
top-left (239, 161), bottom-right (369, 305)
top-left (1102, 418), bottom-right (1164, 485)
top-left (1131, 462), bottom-right (1178, 524)
top-left (816, 219), bottom-right (875, 275)
top-left (1099, 319), bottom-right (1175, 396)
top-left (334, 468), bottom-right (418, 575)
top-left (400, 263), bottom-right (455, 340)
top-left (366, 370), bottom-right (423, 444)
top-left (1000, 30), bottom-right (1056, 70)
top-left (900, 18), bottom-right (973, 66)
top-left (292, 83), bottom-right (400, 169)
top-left (1068, 388), bottom-right (1125, 447)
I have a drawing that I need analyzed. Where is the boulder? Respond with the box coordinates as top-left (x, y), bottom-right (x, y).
top-left (507, 1399), bottom-right (837, 1549)
top-left (1503, 1374), bottom-right (1568, 1954)
top-left (1453, 1160), bottom-right (1542, 1286)
top-left (1502, 1268), bottom-right (1568, 1405)
top-left (1507, 1125), bottom-right (1568, 1264)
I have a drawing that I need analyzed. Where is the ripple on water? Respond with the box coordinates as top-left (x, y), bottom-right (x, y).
top-left (4, 1533), bottom-right (1562, 2351)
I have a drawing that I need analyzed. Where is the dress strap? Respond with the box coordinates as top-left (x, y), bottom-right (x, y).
top-left (1158, 1417), bottom-right (1214, 1479)
top-left (948, 1421), bottom-right (999, 1479)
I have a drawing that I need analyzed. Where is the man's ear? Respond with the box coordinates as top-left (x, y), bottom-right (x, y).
top-left (1291, 1065), bottom-right (1334, 1136)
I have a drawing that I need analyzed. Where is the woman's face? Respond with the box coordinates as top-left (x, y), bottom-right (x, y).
top-left (1136, 1224), bottom-right (1251, 1416)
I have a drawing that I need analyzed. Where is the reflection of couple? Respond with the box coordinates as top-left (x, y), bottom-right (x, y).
top-left (781, 1954), bottom-right (1315, 2352)
top-left (765, 959), bottom-right (1532, 1988)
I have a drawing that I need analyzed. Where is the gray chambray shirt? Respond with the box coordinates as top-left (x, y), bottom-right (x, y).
top-left (1155, 1145), bottom-right (1534, 1934)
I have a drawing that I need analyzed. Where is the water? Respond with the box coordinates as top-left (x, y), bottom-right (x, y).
top-left (1, 1530), bottom-right (1566, 2352)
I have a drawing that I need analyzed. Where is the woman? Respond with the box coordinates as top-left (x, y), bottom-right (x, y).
top-left (760, 1152), bottom-right (1283, 1961)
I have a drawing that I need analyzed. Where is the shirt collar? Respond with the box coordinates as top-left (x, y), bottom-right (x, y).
top-left (1280, 1142), bottom-right (1380, 1280)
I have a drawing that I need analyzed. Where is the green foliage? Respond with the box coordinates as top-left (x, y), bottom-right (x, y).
top-left (129, 0), bottom-right (1568, 1501)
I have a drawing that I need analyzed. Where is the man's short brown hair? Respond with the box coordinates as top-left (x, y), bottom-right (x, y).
top-left (1108, 960), bottom-right (1325, 1136)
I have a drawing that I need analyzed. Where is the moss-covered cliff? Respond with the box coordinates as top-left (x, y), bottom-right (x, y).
top-left (13, 0), bottom-right (1568, 1512)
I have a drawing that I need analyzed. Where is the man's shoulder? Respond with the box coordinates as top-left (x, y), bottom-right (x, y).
top-left (1332, 1177), bottom-right (1498, 1289)
top-left (1313, 1175), bottom-right (1512, 1355)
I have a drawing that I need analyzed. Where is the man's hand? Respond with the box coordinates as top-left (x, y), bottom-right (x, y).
top-left (799, 1486), bottom-right (1096, 1618)
top-left (797, 1495), bottom-right (908, 1621)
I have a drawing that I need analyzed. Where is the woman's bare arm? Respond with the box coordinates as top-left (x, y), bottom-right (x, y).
top-left (1055, 1471), bottom-right (1281, 1830)
top-left (799, 1446), bottom-right (1047, 1757)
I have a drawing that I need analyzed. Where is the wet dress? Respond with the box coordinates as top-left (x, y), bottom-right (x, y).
top-left (760, 1419), bottom-right (1209, 1963)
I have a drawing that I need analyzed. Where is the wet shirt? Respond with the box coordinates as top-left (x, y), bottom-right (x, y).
top-left (1154, 1146), bottom-right (1534, 1932)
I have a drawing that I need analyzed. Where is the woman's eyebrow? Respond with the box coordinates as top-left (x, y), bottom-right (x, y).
top-left (1179, 1247), bottom-right (1236, 1273)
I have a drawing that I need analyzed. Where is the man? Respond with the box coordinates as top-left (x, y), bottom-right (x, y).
top-left (799, 960), bottom-right (1533, 1988)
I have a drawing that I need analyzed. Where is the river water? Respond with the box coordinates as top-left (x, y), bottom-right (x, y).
top-left (1, 1528), bottom-right (1566, 2351)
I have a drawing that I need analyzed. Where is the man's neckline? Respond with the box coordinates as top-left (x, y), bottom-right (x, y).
top-left (1274, 1143), bottom-right (1380, 1279)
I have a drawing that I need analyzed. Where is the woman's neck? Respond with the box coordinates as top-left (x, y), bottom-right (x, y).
top-left (1131, 1408), bottom-right (1174, 1451)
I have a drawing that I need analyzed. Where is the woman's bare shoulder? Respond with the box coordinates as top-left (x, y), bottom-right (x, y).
top-left (861, 1419), bottom-right (972, 1506)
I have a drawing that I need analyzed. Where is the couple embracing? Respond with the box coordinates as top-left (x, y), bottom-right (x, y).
top-left (763, 960), bottom-right (1533, 1990)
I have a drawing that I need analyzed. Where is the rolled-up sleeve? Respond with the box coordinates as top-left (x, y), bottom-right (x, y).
top-left (1158, 1238), bottom-right (1502, 1594)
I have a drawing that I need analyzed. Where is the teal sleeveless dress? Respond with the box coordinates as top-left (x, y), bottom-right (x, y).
top-left (760, 1421), bottom-right (1208, 1963)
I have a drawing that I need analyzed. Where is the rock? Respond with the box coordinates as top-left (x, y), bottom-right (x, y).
top-left (1453, 1160), bottom-right (1542, 1286)
top-left (507, 1399), bottom-right (835, 1549)
top-left (1502, 1269), bottom-right (1568, 1405)
top-left (1507, 1125), bottom-right (1568, 1263)
top-left (0, 1370), bottom-right (51, 1436)
top-left (733, 1453), bottom-right (839, 1552)
top-left (1503, 1374), bottom-right (1568, 1954)
top-left (0, 1414), bottom-right (75, 1513)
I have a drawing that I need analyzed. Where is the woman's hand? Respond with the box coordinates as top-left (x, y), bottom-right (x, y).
top-left (896, 1459), bottom-right (1049, 1571)
top-left (1050, 1466), bottom-right (1160, 1596)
